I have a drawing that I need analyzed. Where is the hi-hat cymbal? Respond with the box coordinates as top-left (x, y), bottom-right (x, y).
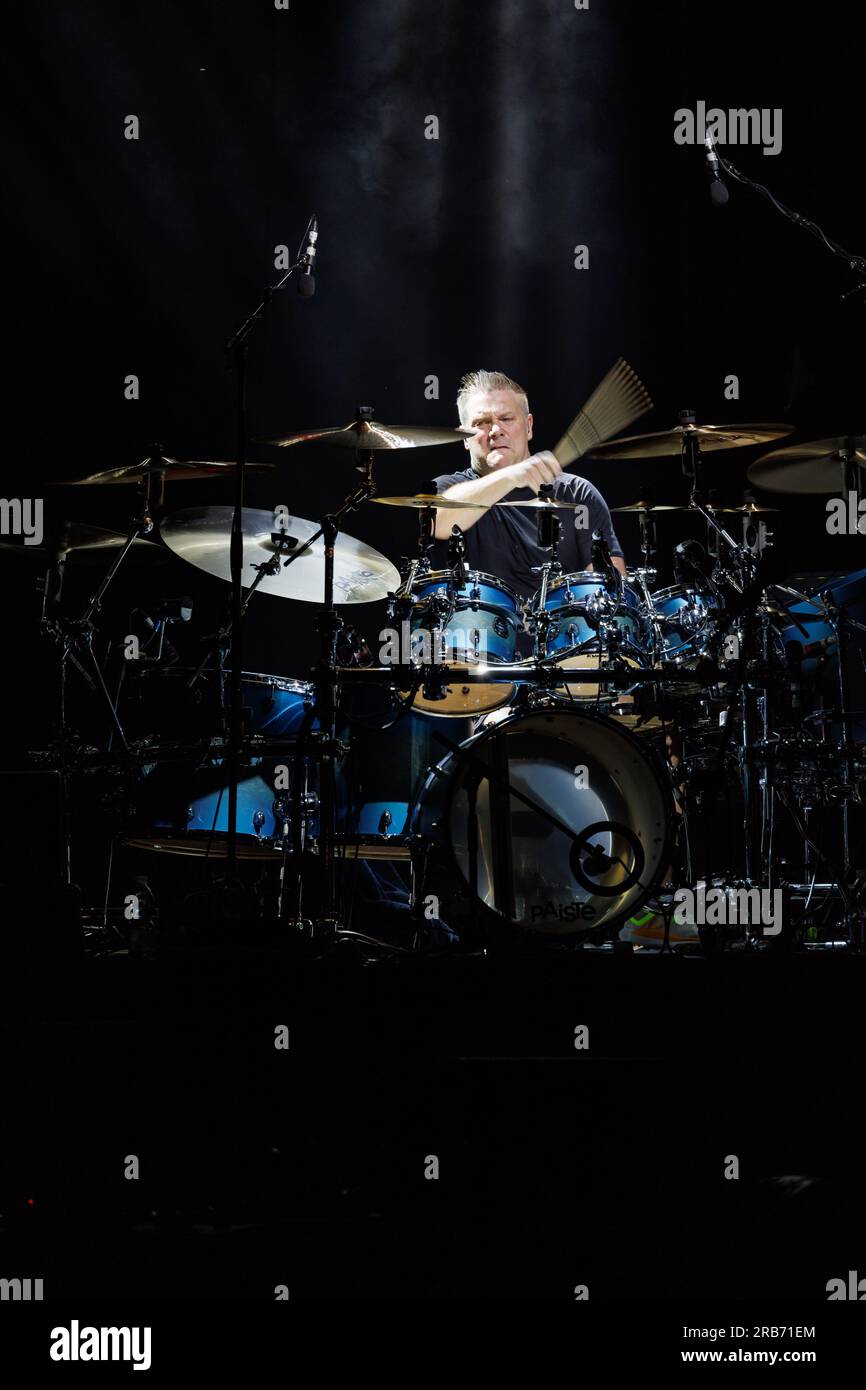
top-left (160, 506), bottom-right (400, 604)
top-left (747, 436), bottom-right (866, 494)
top-left (372, 494), bottom-right (489, 511)
top-left (52, 457), bottom-right (276, 485)
top-left (260, 422), bottom-right (472, 450)
top-left (612, 500), bottom-right (687, 513)
top-left (706, 501), bottom-right (780, 514)
top-left (586, 423), bottom-right (794, 460)
top-left (0, 523), bottom-right (165, 562)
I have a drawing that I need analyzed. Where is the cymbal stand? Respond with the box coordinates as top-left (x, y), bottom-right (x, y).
top-left (45, 460), bottom-right (168, 756)
top-left (528, 490), bottom-right (563, 661)
top-left (222, 213), bottom-right (316, 880)
top-left (631, 508), bottom-right (662, 662)
top-left (274, 423), bottom-right (380, 936)
top-left (815, 589), bottom-right (866, 946)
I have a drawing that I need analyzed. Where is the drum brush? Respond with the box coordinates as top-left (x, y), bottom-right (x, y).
top-left (553, 358), bottom-right (653, 467)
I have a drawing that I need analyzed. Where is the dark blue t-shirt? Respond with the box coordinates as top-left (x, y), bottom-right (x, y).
top-left (430, 467), bottom-right (624, 601)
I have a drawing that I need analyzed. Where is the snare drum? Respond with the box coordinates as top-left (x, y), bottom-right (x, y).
top-left (529, 571), bottom-right (650, 699)
top-left (399, 569), bottom-right (522, 716)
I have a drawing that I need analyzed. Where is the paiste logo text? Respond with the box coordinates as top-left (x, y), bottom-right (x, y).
top-left (0, 497), bottom-right (43, 546)
top-left (674, 102), bottom-right (782, 156)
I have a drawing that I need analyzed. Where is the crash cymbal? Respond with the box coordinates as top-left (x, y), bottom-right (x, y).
top-left (586, 423), bottom-right (794, 460)
top-left (160, 506), bottom-right (400, 604)
top-left (0, 523), bottom-right (165, 562)
top-left (372, 494), bottom-right (490, 511)
top-left (52, 457), bottom-right (276, 485)
top-left (747, 436), bottom-right (866, 494)
top-left (260, 421), bottom-right (472, 450)
top-left (612, 500), bottom-right (687, 513)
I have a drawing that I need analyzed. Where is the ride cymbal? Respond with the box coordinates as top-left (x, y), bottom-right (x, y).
top-left (160, 505), bottom-right (400, 604)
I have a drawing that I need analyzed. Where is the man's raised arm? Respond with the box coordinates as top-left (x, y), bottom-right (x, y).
top-left (433, 452), bottom-right (563, 540)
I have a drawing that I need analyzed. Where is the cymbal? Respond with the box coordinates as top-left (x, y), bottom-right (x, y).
top-left (497, 497), bottom-right (585, 510)
top-left (160, 506), bottom-right (400, 604)
top-left (747, 436), bottom-right (866, 494)
top-left (586, 423), bottom-right (794, 460)
top-left (259, 421), bottom-right (472, 450)
top-left (612, 500), bottom-right (687, 513)
top-left (0, 523), bottom-right (165, 562)
top-left (52, 456), bottom-right (276, 485)
top-left (372, 494), bottom-right (489, 511)
top-left (706, 501), bottom-right (779, 514)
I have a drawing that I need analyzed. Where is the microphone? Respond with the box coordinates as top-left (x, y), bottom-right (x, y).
top-left (448, 525), bottom-right (468, 590)
top-left (704, 136), bottom-right (729, 206)
top-left (150, 596), bottom-right (194, 624)
top-left (591, 529), bottom-right (620, 595)
top-left (130, 599), bottom-right (192, 665)
top-left (297, 216), bottom-right (318, 297)
top-left (673, 539), bottom-right (707, 585)
top-left (591, 528), bottom-right (611, 575)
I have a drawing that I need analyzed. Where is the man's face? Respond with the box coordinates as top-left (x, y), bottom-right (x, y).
top-left (462, 389), bottom-right (533, 473)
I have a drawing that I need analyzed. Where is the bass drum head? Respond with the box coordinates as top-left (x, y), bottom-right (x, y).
top-left (410, 708), bottom-right (672, 935)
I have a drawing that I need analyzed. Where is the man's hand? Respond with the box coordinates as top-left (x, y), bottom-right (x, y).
top-left (500, 450), bottom-right (563, 493)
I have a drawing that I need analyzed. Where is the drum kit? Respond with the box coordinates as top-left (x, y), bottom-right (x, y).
top-left (22, 410), bottom-right (866, 953)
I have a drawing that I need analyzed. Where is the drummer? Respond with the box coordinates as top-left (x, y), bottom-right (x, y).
top-left (430, 369), bottom-right (626, 592)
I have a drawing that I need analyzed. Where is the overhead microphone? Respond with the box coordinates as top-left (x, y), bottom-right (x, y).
top-left (591, 529), bottom-right (619, 594)
top-left (297, 216), bottom-right (318, 297)
top-left (704, 135), bottom-right (730, 206)
top-left (673, 539), bottom-right (707, 585)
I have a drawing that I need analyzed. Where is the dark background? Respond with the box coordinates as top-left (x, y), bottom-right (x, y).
top-left (0, 2), bottom-right (865, 1322)
top-left (4, 0), bottom-right (864, 722)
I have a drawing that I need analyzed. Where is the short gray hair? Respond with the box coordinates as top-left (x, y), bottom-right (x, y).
top-left (456, 369), bottom-right (530, 426)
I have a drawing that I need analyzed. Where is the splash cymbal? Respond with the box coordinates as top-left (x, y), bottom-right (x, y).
top-left (497, 496), bottom-right (586, 510)
top-left (372, 494), bottom-right (489, 510)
